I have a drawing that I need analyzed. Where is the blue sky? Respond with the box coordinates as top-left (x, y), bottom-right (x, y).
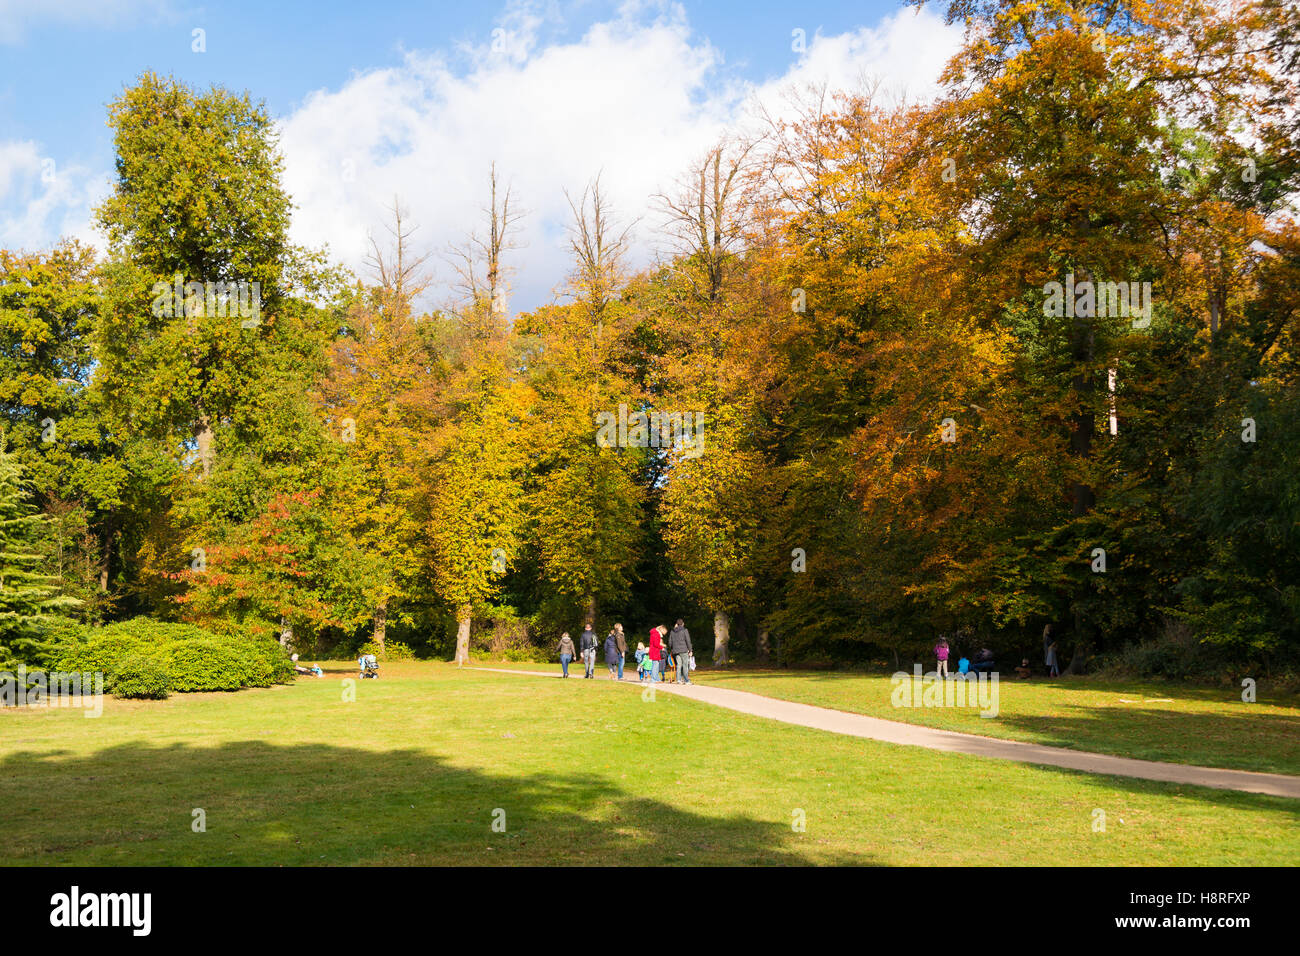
top-left (0, 0), bottom-right (961, 311)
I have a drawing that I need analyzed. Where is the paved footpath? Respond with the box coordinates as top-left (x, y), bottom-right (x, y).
top-left (469, 666), bottom-right (1300, 799)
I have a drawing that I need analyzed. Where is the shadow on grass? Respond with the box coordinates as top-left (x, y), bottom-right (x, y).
top-left (0, 739), bottom-right (867, 866)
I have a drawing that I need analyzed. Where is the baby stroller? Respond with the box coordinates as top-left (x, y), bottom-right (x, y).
top-left (358, 653), bottom-right (380, 679)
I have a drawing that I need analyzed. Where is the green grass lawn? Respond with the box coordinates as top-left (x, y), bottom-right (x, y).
top-left (1, 661), bottom-right (1295, 865)
top-left (488, 660), bottom-right (1300, 775)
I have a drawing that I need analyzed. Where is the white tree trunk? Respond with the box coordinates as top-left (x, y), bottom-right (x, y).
top-left (454, 606), bottom-right (472, 666)
top-left (278, 615), bottom-right (292, 648)
top-left (712, 609), bottom-right (730, 666)
top-left (757, 629), bottom-right (770, 663)
top-left (195, 416), bottom-right (215, 478)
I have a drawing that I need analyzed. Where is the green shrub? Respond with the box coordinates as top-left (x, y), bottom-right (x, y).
top-left (48, 616), bottom-right (295, 696)
top-left (112, 653), bottom-right (172, 699)
top-left (165, 638), bottom-right (255, 692)
top-left (55, 633), bottom-right (149, 683)
top-left (1093, 622), bottom-right (1227, 682)
top-left (100, 618), bottom-right (210, 645)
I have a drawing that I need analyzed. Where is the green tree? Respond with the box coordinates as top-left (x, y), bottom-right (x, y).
top-left (0, 445), bottom-right (79, 669)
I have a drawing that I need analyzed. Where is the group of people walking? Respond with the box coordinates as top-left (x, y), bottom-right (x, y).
top-left (556, 620), bottom-right (694, 684)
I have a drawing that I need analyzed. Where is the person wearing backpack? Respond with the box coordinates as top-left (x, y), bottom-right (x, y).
top-left (579, 624), bottom-right (598, 679)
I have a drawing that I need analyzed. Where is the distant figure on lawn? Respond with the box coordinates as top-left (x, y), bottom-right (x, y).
top-left (580, 625), bottom-right (598, 679)
top-left (558, 632), bottom-right (576, 678)
top-left (972, 647), bottom-right (995, 675)
top-left (934, 637), bottom-right (950, 678)
top-left (1015, 658), bottom-right (1031, 679)
top-left (1046, 634), bottom-right (1060, 678)
top-left (957, 656), bottom-right (970, 675)
top-left (635, 642), bottom-right (648, 681)
top-left (648, 626), bottom-right (664, 682)
top-left (668, 619), bottom-right (693, 684)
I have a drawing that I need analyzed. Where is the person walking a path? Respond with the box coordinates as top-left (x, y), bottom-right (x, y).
top-left (557, 632), bottom-right (576, 678)
top-left (580, 624), bottom-right (598, 679)
top-left (604, 629), bottom-right (620, 679)
top-left (614, 623), bottom-right (628, 680)
top-left (648, 626), bottom-right (663, 682)
top-left (668, 619), bottom-right (693, 684)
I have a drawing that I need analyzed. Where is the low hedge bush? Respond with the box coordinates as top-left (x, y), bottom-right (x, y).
top-left (112, 653), bottom-right (172, 699)
top-left (49, 617), bottom-right (293, 697)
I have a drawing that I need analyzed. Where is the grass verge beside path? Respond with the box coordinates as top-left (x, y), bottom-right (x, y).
top-left (684, 667), bottom-right (1300, 776)
top-left (6, 662), bottom-right (1289, 865)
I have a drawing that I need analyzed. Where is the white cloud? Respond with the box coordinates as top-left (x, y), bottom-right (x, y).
top-left (0, 140), bottom-right (107, 253)
top-left (0, 2), bottom-right (964, 309)
top-left (278, 2), bottom-right (964, 314)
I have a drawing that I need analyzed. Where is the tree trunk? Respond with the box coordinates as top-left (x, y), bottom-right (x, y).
top-left (454, 605), bottom-right (472, 666)
top-left (1069, 314), bottom-right (1096, 517)
top-left (99, 526), bottom-right (115, 593)
top-left (712, 609), bottom-right (730, 666)
top-left (278, 615), bottom-right (293, 648)
top-left (195, 415), bottom-right (215, 478)
top-left (757, 629), bottom-right (770, 663)
top-left (372, 598), bottom-right (388, 656)
top-left (583, 592), bottom-right (596, 628)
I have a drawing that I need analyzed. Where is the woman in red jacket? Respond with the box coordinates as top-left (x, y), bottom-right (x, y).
top-left (648, 626), bottom-right (663, 682)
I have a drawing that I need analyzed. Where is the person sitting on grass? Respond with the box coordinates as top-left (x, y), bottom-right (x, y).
top-left (290, 654), bottom-right (323, 677)
top-left (1015, 658), bottom-right (1031, 679)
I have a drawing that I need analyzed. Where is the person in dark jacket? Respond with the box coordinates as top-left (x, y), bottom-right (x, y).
top-left (579, 625), bottom-right (597, 678)
top-left (668, 619), bottom-right (693, 684)
top-left (604, 630), bottom-right (620, 679)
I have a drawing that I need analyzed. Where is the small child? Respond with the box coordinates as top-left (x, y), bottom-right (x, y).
top-left (634, 642), bottom-right (647, 681)
top-left (934, 637), bottom-right (950, 678)
top-left (1015, 658), bottom-right (1031, 679)
top-left (957, 656), bottom-right (971, 675)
